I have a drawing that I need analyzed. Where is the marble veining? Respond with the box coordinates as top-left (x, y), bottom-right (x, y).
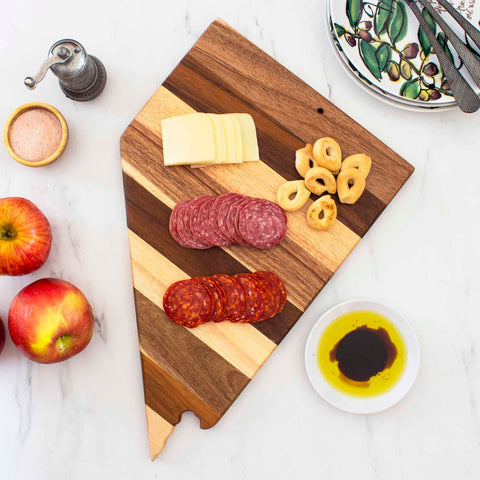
top-left (0, 0), bottom-right (480, 479)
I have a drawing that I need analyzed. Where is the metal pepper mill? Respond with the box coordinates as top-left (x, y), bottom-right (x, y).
top-left (24, 39), bottom-right (106, 101)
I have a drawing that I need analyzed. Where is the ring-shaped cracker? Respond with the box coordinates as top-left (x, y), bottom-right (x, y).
top-left (313, 137), bottom-right (342, 173)
top-left (295, 144), bottom-right (317, 178)
top-left (341, 153), bottom-right (372, 178)
top-left (306, 195), bottom-right (337, 231)
top-left (304, 167), bottom-right (337, 196)
top-left (277, 180), bottom-right (310, 211)
top-left (337, 167), bottom-right (366, 204)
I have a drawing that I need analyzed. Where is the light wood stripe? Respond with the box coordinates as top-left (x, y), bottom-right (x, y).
top-left (131, 86), bottom-right (361, 272)
top-left (145, 405), bottom-right (174, 460)
top-left (128, 229), bottom-right (276, 379)
top-left (122, 150), bottom-right (360, 278)
top-left (123, 160), bottom-right (327, 310)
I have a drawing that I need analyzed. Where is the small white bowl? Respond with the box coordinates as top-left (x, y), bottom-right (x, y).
top-left (305, 300), bottom-right (420, 414)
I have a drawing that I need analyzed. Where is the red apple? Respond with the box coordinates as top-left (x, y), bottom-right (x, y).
top-left (0, 318), bottom-right (5, 355)
top-left (0, 197), bottom-right (52, 276)
top-left (8, 278), bottom-right (94, 363)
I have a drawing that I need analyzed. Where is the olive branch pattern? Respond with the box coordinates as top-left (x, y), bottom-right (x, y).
top-left (335, 0), bottom-right (458, 101)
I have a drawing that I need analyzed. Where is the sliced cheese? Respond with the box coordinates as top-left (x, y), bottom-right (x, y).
top-left (161, 113), bottom-right (216, 166)
top-left (208, 114), bottom-right (227, 164)
top-left (234, 113), bottom-right (260, 162)
top-left (221, 114), bottom-right (243, 164)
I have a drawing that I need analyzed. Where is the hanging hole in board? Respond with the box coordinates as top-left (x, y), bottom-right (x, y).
top-left (317, 107), bottom-right (324, 114)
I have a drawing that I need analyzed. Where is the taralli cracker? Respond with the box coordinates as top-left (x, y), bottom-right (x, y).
top-left (295, 144), bottom-right (317, 178)
top-left (304, 167), bottom-right (336, 196)
top-left (277, 180), bottom-right (310, 211)
top-left (337, 167), bottom-right (366, 204)
top-left (307, 195), bottom-right (337, 231)
top-left (341, 153), bottom-right (372, 178)
top-left (313, 137), bottom-right (342, 173)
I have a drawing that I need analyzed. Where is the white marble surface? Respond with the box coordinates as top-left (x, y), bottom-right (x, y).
top-left (1, 1), bottom-right (479, 478)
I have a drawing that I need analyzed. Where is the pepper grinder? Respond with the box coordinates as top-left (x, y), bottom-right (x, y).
top-left (24, 39), bottom-right (106, 102)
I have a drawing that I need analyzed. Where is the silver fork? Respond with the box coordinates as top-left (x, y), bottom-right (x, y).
top-left (403, 0), bottom-right (480, 113)
top-left (416, 0), bottom-right (480, 87)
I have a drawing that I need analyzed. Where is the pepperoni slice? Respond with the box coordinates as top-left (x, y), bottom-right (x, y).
top-left (198, 197), bottom-right (232, 247)
top-left (238, 199), bottom-right (287, 249)
top-left (195, 276), bottom-right (226, 323)
top-left (163, 279), bottom-right (213, 327)
top-left (212, 274), bottom-right (246, 322)
top-left (251, 272), bottom-right (281, 321)
top-left (169, 201), bottom-right (191, 249)
top-left (234, 273), bottom-right (266, 323)
top-left (255, 271), bottom-right (287, 314)
top-left (210, 193), bottom-right (239, 243)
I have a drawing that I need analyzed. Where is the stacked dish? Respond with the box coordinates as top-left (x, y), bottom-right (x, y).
top-left (326, 0), bottom-right (480, 111)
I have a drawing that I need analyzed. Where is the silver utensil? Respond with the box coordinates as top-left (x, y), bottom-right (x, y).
top-left (404, 0), bottom-right (480, 113)
top-left (416, 0), bottom-right (480, 87)
top-left (436, 0), bottom-right (480, 50)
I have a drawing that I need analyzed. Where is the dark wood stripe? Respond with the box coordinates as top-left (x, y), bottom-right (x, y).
top-left (123, 171), bottom-right (308, 342)
top-left (122, 124), bottom-right (335, 307)
top-left (142, 353), bottom-right (220, 428)
top-left (163, 64), bottom-right (386, 238)
top-left (136, 290), bottom-right (249, 428)
top-left (187, 19), bottom-right (414, 202)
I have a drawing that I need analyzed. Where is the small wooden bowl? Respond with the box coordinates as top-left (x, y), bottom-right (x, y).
top-left (3, 102), bottom-right (69, 167)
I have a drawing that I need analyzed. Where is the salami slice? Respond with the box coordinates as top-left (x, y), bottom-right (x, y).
top-left (255, 271), bottom-right (287, 314)
top-left (212, 274), bottom-right (246, 322)
top-left (176, 202), bottom-right (211, 250)
top-left (217, 194), bottom-right (244, 243)
top-left (189, 196), bottom-right (214, 246)
top-left (238, 199), bottom-right (287, 249)
top-left (227, 197), bottom-right (251, 246)
top-left (234, 273), bottom-right (266, 323)
top-left (198, 197), bottom-right (232, 247)
top-left (169, 201), bottom-right (191, 249)
top-left (210, 193), bottom-right (238, 243)
top-left (163, 279), bottom-right (213, 327)
top-left (195, 276), bottom-right (226, 323)
top-left (251, 272), bottom-right (281, 321)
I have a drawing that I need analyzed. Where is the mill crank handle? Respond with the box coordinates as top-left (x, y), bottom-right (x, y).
top-left (24, 46), bottom-right (72, 90)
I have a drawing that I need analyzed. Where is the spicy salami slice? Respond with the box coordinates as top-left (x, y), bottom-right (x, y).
top-left (212, 274), bottom-right (246, 322)
top-left (177, 202), bottom-right (211, 250)
top-left (255, 271), bottom-right (287, 314)
top-left (234, 273), bottom-right (266, 323)
top-left (251, 272), bottom-right (281, 321)
top-left (195, 276), bottom-right (226, 323)
top-left (238, 199), bottom-right (287, 249)
top-left (198, 197), bottom-right (232, 247)
top-left (169, 201), bottom-right (191, 249)
top-left (163, 279), bottom-right (213, 327)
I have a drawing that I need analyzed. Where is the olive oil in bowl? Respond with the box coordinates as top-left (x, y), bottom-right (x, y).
top-left (317, 310), bottom-right (407, 398)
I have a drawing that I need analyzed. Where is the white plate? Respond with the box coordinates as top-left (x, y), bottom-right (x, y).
top-left (304, 300), bottom-right (420, 414)
top-left (326, 0), bottom-right (480, 111)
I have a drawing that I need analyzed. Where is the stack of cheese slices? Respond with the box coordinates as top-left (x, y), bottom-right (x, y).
top-left (161, 113), bottom-right (260, 167)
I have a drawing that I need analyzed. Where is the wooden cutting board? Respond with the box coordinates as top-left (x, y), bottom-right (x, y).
top-left (120, 18), bottom-right (414, 460)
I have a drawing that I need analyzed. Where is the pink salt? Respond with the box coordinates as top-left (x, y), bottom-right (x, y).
top-left (9, 108), bottom-right (62, 162)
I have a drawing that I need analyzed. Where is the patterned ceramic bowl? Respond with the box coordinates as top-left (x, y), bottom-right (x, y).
top-left (327, 0), bottom-right (480, 110)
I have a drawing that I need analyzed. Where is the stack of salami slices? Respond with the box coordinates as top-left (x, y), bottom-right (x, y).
top-left (163, 271), bottom-right (287, 328)
top-left (169, 193), bottom-right (287, 249)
